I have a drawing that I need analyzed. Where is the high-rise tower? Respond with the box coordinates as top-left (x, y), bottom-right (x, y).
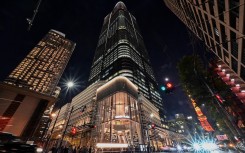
top-left (88, 2), bottom-right (164, 121)
top-left (0, 29), bottom-right (75, 139)
top-left (163, 0), bottom-right (245, 86)
top-left (5, 29), bottom-right (76, 96)
top-left (163, 0), bottom-right (245, 133)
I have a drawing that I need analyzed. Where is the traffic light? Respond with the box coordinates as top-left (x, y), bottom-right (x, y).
top-left (160, 82), bottom-right (174, 93)
top-left (148, 124), bottom-right (155, 129)
top-left (160, 86), bottom-right (166, 91)
top-left (71, 127), bottom-right (77, 135)
top-left (166, 83), bottom-right (173, 89)
top-left (151, 124), bottom-right (155, 129)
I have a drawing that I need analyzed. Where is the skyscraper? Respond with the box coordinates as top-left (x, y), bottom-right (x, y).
top-left (45, 3), bottom-right (185, 149)
top-left (163, 0), bottom-right (245, 87)
top-left (0, 29), bottom-right (75, 140)
top-left (88, 2), bottom-right (164, 121)
top-left (5, 29), bottom-right (76, 96)
top-left (163, 0), bottom-right (245, 134)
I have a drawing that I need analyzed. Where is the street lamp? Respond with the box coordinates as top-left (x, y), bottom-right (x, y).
top-left (149, 113), bottom-right (159, 151)
top-left (193, 142), bottom-right (201, 151)
top-left (67, 81), bottom-right (74, 88)
top-left (58, 105), bottom-right (86, 149)
top-left (191, 140), bottom-right (218, 151)
top-left (177, 145), bottom-right (182, 151)
top-left (44, 109), bottom-right (61, 151)
top-left (45, 80), bottom-right (75, 151)
top-left (51, 113), bottom-right (56, 118)
top-left (150, 113), bottom-right (154, 118)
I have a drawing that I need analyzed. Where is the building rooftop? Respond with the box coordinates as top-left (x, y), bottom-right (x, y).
top-left (113, 1), bottom-right (127, 11)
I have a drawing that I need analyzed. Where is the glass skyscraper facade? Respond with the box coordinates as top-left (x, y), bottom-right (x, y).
top-left (5, 29), bottom-right (76, 96)
top-left (163, 0), bottom-right (245, 81)
top-left (88, 2), bottom-right (164, 121)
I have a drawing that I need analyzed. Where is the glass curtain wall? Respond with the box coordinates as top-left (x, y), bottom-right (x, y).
top-left (97, 92), bottom-right (142, 145)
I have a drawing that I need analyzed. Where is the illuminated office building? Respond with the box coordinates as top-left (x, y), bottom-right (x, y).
top-left (48, 81), bottom-right (106, 147)
top-left (88, 1), bottom-right (164, 121)
top-left (163, 0), bottom-right (245, 80)
top-left (1, 30), bottom-right (75, 140)
top-left (163, 0), bottom-right (245, 89)
top-left (164, 0), bottom-right (245, 134)
top-left (46, 2), bottom-right (184, 150)
top-left (5, 29), bottom-right (75, 96)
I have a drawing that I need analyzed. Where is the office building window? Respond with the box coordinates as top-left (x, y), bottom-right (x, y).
top-left (217, 1), bottom-right (225, 21)
top-left (223, 51), bottom-right (229, 65)
top-left (241, 66), bottom-right (245, 81)
top-left (231, 58), bottom-right (238, 73)
top-left (230, 32), bottom-right (238, 58)
top-left (208, 1), bottom-right (214, 16)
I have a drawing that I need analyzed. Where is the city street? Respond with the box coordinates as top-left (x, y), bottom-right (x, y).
top-left (1, 0), bottom-right (245, 153)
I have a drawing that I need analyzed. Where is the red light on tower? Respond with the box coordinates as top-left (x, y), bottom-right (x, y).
top-left (151, 124), bottom-right (155, 129)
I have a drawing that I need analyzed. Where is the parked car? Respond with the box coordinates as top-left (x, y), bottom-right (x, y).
top-left (0, 132), bottom-right (42, 153)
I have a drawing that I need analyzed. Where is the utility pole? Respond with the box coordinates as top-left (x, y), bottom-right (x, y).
top-left (44, 108), bottom-right (61, 151)
top-left (58, 105), bottom-right (74, 149)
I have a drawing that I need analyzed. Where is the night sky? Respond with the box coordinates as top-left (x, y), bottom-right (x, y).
top-left (0, 0), bottom-right (197, 119)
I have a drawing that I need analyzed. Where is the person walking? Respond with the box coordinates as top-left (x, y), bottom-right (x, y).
top-left (72, 146), bottom-right (77, 153)
top-left (88, 146), bottom-right (92, 153)
top-left (51, 146), bottom-right (57, 153)
top-left (63, 146), bottom-right (69, 153)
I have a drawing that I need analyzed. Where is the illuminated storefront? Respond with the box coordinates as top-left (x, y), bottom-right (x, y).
top-left (95, 77), bottom-right (143, 146)
top-left (48, 76), bottom-right (184, 151)
top-left (93, 76), bottom-right (183, 151)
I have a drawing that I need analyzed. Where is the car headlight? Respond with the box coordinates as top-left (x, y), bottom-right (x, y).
top-left (36, 147), bottom-right (43, 153)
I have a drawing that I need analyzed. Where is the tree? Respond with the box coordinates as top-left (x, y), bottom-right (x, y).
top-left (177, 55), bottom-right (212, 104)
top-left (177, 55), bottom-right (234, 138)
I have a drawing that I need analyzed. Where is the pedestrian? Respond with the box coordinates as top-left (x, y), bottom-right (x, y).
top-left (72, 146), bottom-right (77, 153)
top-left (60, 146), bottom-right (65, 153)
top-left (64, 146), bottom-right (69, 153)
top-left (147, 145), bottom-right (150, 153)
top-left (68, 145), bottom-right (73, 153)
top-left (80, 146), bottom-right (86, 153)
top-left (84, 146), bottom-right (88, 153)
top-left (51, 146), bottom-right (57, 153)
top-left (88, 146), bottom-right (92, 153)
top-left (135, 145), bottom-right (139, 152)
top-left (78, 147), bottom-right (83, 153)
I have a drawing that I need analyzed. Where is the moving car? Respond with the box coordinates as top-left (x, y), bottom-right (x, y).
top-left (0, 132), bottom-right (42, 153)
